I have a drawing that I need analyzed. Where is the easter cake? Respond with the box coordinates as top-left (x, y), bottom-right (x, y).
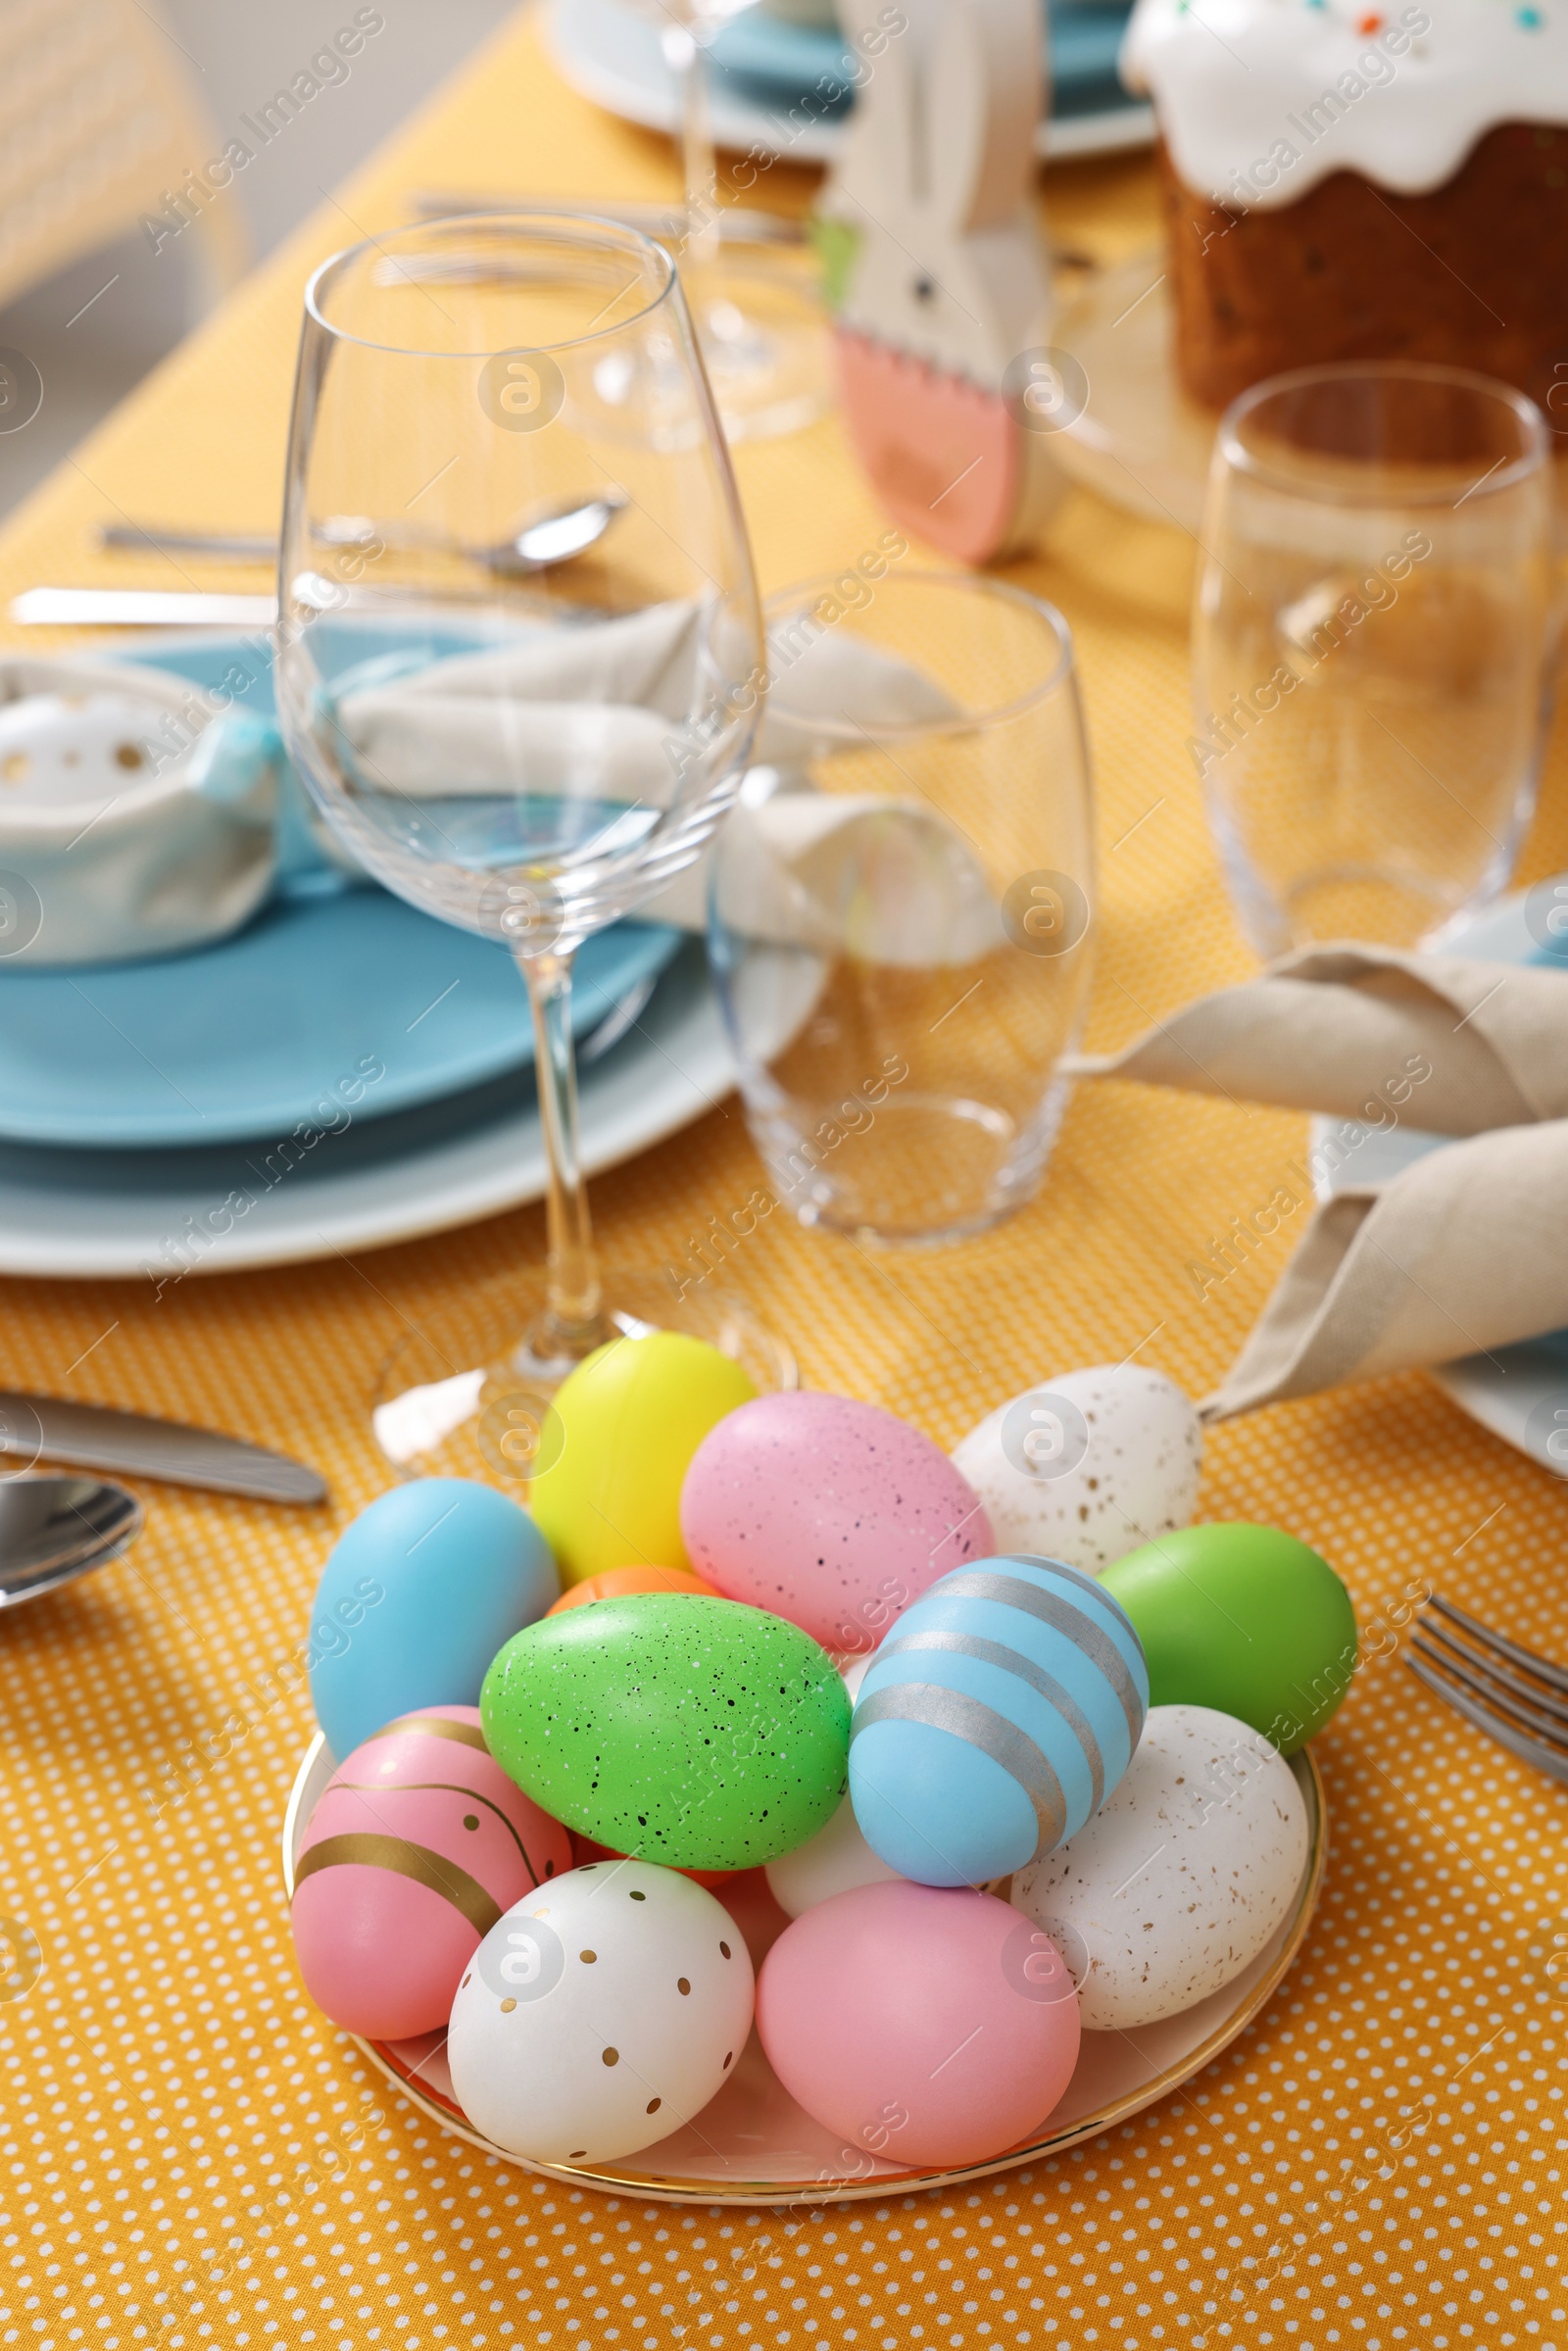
top-left (1120, 0), bottom-right (1568, 411)
top-left (280, 1336), bottom-right (1347, 2196)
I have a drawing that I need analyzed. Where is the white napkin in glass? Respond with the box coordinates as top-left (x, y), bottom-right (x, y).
top-left (332, 603), bottom-right (997, 962)
top-left (0, 657), bottom-right (277, 968)
top-left (331, 599), bottom-right (963, 804)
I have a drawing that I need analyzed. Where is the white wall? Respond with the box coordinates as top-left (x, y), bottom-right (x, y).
top-left (0, 0), bottom-right (517, 521)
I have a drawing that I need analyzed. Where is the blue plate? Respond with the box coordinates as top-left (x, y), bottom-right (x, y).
top-left (707, 0), bottom-right (1132, 122)
top-left (0, 636), bottom-right (682, 1150)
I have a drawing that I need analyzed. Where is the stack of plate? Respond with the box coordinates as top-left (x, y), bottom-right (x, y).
top-left (0, 637), bottom-right (734, 1281)
top-left (548, 0), bottom-right (1153, 166)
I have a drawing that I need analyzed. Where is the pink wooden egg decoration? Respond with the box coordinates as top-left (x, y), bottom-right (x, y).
top-left (291, 1703), bottom-right (571, 2041)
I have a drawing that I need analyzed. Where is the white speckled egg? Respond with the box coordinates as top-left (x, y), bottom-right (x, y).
top-left (765, 1792), bottom-right (904, 1918)
top-left (446, 1860), bottom-right (755, 2164)
top-left (1010, 1704), bottom-right (1307, 2029)
top-left (951, 1366), bottom-right (1201, 1576)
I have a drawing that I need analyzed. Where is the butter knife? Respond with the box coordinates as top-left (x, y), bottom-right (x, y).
top-left (0, 1391), bottom-right (326, 1503)
top-left (10, 588), bottom-right (277, 627)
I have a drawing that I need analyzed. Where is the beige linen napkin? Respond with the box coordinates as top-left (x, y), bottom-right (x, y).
top-left (1202, 1120), bottom-right (1568, 1417)
top-left (1062, 940), bottom-right (1568, 1418)
top-left (1062, 944), bottom-right (1568, 1136)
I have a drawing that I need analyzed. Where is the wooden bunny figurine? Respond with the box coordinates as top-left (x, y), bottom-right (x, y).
top-left (823, 0), bottom-right (1069, 562)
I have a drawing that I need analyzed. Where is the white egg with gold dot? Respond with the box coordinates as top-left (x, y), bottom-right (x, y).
top-left (446, 1860), bottom-right (755, 2164)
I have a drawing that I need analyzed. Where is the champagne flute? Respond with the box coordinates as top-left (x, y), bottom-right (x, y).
top-left (1194, 361), bottom-right (1556, 953)
top-left (274, 213), bottom-right (791, 1480)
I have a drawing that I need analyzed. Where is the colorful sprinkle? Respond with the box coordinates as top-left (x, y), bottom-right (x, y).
top-left (1357, 10), bottom-right (1384, 28)
top-left (1519, 4), bottom-right (1544, 23)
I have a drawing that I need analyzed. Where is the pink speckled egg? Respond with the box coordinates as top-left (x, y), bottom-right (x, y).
top-left (678, 1392), bottom-right (993, 1652)
top-left (756, 1880), bottom-right (1080, 2169)
top-left (291, 1704), bottom-right (570, 2040)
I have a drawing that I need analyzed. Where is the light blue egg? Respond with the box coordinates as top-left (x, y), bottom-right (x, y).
top-left (848, 1553), bottom-right (1149, 1886)
top-left (309, 1479), bottom-right (558, 1760)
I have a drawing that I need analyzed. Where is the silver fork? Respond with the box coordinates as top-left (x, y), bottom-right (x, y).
top-left (1405, 1594), bottom-right (1568, 1785)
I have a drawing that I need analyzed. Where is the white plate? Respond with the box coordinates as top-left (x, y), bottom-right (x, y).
top-left (1311, 881), bottom-right (1568, 1476)
top-left (1049, 261), bottom-right (1568, 535)
top-left (547, 0), bottom-right (1154, 165)
top-left (0, 942), bottom-right (734, 1280)
top-left (1052, 254), bottom-right (1212, 531)
top-left (281, 1730), bottom-right (1326, 2206)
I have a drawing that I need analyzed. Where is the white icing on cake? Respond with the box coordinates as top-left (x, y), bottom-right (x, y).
top-left (1121, 0), bottom-right (1568, 209)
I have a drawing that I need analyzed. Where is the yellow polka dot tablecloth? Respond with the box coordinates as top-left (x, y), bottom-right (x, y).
top-left (3, 10), bottom-right (1568, 2348)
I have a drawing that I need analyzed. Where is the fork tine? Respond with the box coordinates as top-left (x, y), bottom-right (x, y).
top-left (1415, 1621), bottom-right (1568, 1731)
top-left (1409, 1633), bottom-right (1568, 1745)
top-left (1405, 1652), bottom-right (1568, 1786)
top-left (1429, 1593), bottom-right (1568, 1696)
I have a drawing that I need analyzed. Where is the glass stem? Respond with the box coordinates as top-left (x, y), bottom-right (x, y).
top-left (518, 947), bottom-right (609, 1362)
top-left (662, 15), bottom-right (721, 273)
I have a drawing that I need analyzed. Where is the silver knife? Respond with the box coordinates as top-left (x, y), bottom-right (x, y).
top-left (0, 1391), bottom-right (326, 1504)
top-left (10, 588), bottom-right (277, 627)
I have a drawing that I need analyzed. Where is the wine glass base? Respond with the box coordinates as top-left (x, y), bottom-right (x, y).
top-left (370, 1268), bottom-right (798, 1486)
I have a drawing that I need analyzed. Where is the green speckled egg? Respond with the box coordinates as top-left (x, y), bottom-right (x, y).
top-left (480, 1593), bottom-right (851, 1871)
top-left (1099, 1521), bottom-right (1357, 1753)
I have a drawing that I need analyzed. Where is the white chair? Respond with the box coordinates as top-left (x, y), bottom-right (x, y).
top-left (0, 0), bottom-right (250, 317)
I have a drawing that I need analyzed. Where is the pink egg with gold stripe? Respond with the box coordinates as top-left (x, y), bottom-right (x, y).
top-left (291, 1704), bottom-right (570, 2040)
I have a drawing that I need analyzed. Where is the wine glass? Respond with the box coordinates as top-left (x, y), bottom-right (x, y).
top-left (273, 213), bottom-right (792, 1483)
top-left (652, 0), bottom-right (831, 444)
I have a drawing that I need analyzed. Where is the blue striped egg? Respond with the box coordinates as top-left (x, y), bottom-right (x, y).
top-left (848, 1554), bottom-right (1149, 1886)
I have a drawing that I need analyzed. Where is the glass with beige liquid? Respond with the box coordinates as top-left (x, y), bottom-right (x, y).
top-left (709, 572), bottom-right (1095, 1245)
top-left (1194, 361), bottom-right (1557, 955)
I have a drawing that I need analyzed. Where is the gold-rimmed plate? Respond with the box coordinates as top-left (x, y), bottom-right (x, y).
top-left (282, 1733), bottom-right (1326, 2205)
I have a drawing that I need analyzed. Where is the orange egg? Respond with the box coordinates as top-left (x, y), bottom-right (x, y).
top-left (544, 1563), bottom-right (721, 1616)
top-left (569, 1830), bottom-right (735, 1890)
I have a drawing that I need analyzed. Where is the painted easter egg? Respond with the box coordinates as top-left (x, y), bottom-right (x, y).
top-left (290, 1704), bottom-right (571, 2040)
top-left (308, 1479), bottom-right (558, 1763)
top-left (757, 1880), bottom-right (1080, 2169)
top-left (951, 1365), bottom-right (1202, 1575)
top-left (679, 1391), bottom-right (994, 1652)
top-left (546, 1564), bottom-right (721, 1616)
top-left (446, 1859), bottom-right (756, 2164)
top-left (1011, 1704), bottom-right (1309, 2028)
top-left (849, 1553), bottom-right (1149, 1886)
top-left (1099, 1522), bottom-right (1357, 1752)
top-left (528, 1333), bottom-right (756, 1588)
top-left (569, 1829), bottom-right (734, 1892)
top-left (764, 1792), bottom-right (903, 1919)
top-left (481, 1593), bottom-right (851, 1872)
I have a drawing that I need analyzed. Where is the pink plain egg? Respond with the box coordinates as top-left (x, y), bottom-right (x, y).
top-left (678, 1392), bottom-right (994, 1652)
top-left (291, 1704), bottom-right (571, 2041)
top-left (756, 1881), bottom-right (1081, 2169)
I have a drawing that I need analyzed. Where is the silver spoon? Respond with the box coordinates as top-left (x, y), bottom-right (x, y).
top-left (0, 1476), bottom-right (144, 1610)
top-left (94, 489), bottom-right (628, 577)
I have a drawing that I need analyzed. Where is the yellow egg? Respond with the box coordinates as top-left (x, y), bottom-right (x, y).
top-left (528, 1331), bottom-right (758, 1586)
